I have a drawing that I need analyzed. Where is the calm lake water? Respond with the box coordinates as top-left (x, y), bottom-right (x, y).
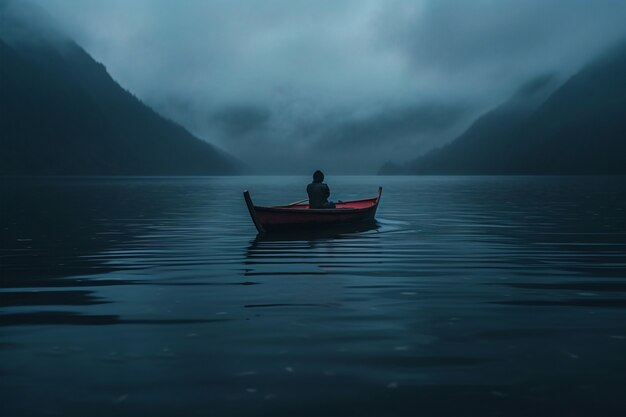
top-left (1, 175), bottom-right (626, 416)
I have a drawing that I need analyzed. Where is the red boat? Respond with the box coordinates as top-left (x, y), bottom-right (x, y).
top-left (243, 187), bottom-right (382, 233)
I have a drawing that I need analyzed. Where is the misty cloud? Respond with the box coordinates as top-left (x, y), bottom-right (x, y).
top-left (0, 0), bottom-right (65, 44)
top-left (10, 0), bottom-right (626, 172)
top-left (315, 102), bottom-right (470, 149)
top-left (378, 0), bottom-right (626, 98)
top-left (514, 74), bottom-right (558, 99)
top-left (211, 105), bottom-right (271, 138)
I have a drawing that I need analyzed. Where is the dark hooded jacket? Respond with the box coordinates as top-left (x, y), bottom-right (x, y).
top-left (307, 181), bottom-right (332, 209)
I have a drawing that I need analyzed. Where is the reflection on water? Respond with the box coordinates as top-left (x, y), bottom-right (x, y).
top-left (245, 223), bottom-right (382, 279)
top-left (1, 175), bottom-right (626, 416)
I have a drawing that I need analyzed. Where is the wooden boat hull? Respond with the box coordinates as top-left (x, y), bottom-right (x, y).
top-left (244, 187), bottom-right (382, 234)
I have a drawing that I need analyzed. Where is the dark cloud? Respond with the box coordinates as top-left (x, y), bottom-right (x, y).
top-left (9, 0), bottom-right (626, 172)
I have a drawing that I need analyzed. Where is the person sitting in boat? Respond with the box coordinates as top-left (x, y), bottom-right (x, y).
top-left (307, 170), bottom-right (336, 209)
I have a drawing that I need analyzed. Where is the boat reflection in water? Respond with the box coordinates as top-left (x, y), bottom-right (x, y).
top-left (251, 221), bottom-right (381, 242)
top-left (244, 221), bottom-right (383, 279)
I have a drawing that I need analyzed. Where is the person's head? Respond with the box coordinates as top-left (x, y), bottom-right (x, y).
top-left (313, 170), bottom-right (324, 183)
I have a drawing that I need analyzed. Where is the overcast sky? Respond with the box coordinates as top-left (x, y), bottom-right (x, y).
top-left (21, 0), bottom-right (626, 172)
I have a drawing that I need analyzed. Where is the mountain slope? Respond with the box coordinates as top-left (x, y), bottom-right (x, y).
top-left (406, 42), bottom-right (626, 175)
top-left (0, 16), bottom-right (238, 175)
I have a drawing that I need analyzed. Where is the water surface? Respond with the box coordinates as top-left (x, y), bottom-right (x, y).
top-left (1, 176), bottom-right (626, 416)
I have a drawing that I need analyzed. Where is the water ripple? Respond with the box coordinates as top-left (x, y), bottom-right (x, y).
top-left (1, 176), bottom-right (626, 416)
